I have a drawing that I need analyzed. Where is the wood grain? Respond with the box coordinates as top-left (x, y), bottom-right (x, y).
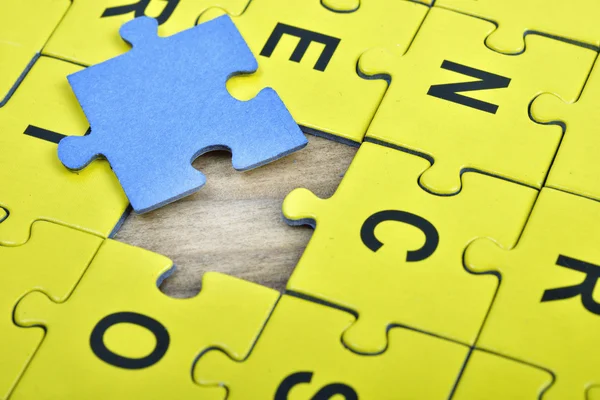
top-left (114, 134), bottom-right (357, 298)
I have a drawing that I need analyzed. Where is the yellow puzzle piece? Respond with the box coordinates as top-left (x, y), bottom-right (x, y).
top-left (199, 0), bottom-right (428, 144)
top-left (12, 239), bottom-right (279, 399)
top-left (282, 142), bottom-right (536, 354)
top-left (43, 0), bottom-right (251, 66)
top-left (194, 295), bottom-right (468, 399)
top-left (453, 350), bottom-right (552, 400)
top-left (0, 0), bottom-right (70, 105)
top-left (360, 7), bottom-right (595, 195)
top-left (465, 188), bottom-right (600, 400)
top-left (531, 59), bottom-right (600, 202)
top-left (0, 56), bottom-right (128, 245)
top-left (0, 221), bottom-right (101, 400)
top-left (436, 0), bottom-right (600, 54)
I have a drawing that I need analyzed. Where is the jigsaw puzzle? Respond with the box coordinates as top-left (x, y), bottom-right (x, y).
top-left (436, 0), bottom-right (600, 54)
top-left (452, 350), bottom-right (552, 399)
top-left (43, 0), bottom-right (252, 66)
top-left (2, 0), bottom-right (600, 396)
top-left (0, 56), bottom-right (128, 245)
top-left (57, 16), bottom-right (307, 213)
top-left (283, 142), bottom-right (537, 354)
top-left (199, 0), bottom-right (428, 144)
top-left (0, 0), bottom-right (70, 105)
top-left (11, 238), bottom-right (278, 399)
top-left (0, 221), bottom-right (102, 400)
top-left (531, 59), bottom-right (600, 201)
top-left (465, 187), bottom-right (600, 399)
top-left (359, 7), bottom-right (595, 194)
top-left (194, 294), bottom-right (468, 399)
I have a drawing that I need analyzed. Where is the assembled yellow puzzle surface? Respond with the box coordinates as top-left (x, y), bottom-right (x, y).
top-left (12, 240), bottom-right (279, 399)
top-left (360, 7), bottom-right (595, 195)
top-left (43, 0), bottom-right (251, 66)
top-left (452, 350), bottom-right (552, 400)
top-left (0, 221), bottom-right (102, 400)
top-left (531, 59), bottom-right (600, 202)
top-left (0, 56), bottom-right (128, 245)
top-left (283, 142), bottom-right (537, 354)
top-left (194, 294), bottom-right (469, 399)
top-left (199, 0), bottom-right (428, 144)
top-left (435, 0), bottom-right (600, 54)
top-left (0, 0), bottom-right (70, 105)
top-left (465, 188), bottom-right (600, 399)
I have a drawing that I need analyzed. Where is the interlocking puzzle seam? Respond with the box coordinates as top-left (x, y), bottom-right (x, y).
top-left (434, 6), bottom-right (600, 54)
top-left (365, 137), bottom-right (543, 196)
top-left (0, 54), bottom-right (38, 108)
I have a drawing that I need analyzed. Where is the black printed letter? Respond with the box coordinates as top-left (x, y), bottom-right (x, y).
top-left (427, 60), bottom-right (511, 114)
top-left (23, 125), bottom-right (67, 144)
top-left (90, 312), bottom-right (170, 369)
top-left (275, 372), bottom-right (357, 400)
top-left (260, 23), bottom-right (341, 72)
top-left (360, 210), bottom-right (439, 262)
top-left (541, 255), bottom-right (600, 315)
top-left (102, 0), bottom-right (179, 25)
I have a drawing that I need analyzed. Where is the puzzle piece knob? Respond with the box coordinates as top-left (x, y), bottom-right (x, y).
top-left (120, 17), bottom-right (160, 48)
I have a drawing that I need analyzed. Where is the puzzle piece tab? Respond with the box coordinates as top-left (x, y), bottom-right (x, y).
top-left (453, 350), bottom-right (552, 400)
top-left (465, 188), bottom-right (600, 399)
top-left (194, 295), bottom-right (468, 399)
top-left (0, 0), bottom-right (70, 105)
top-left (360, 7), bottom-right (595, 194)
top-left (200, 0), bottom-right (428, 144)
top-left (12, 239), bottom-right (279, 399)
top-left (0, 221), bottom-right (101, 400)
top-left (43, 0), bottom-right (251, 66)
top-left (0, 56), bottom-right (128, 245)
top-left (323, 0), bottom-right (433, 13)
top-left (282, 142), bottom-right (536, 354)
top-left (531, 59), bottom-right (600, 201)
top-left (436, 0), bottom-right (600, 54)
top-left (58, 16), bottom-right (307, 213)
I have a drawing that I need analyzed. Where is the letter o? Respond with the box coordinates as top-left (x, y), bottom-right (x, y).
top-left (90, 311), bottom-right (170, 369)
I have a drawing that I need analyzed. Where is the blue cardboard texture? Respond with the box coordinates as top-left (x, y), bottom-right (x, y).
top-left (58, 16), bottom-right (307, 214)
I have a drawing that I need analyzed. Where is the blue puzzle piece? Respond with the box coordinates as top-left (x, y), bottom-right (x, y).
top-left (58, 16), bottom-right (307, 213)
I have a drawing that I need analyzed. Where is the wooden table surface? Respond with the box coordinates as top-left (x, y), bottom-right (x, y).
top-left (115, 134), bottom-right (357, 298)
